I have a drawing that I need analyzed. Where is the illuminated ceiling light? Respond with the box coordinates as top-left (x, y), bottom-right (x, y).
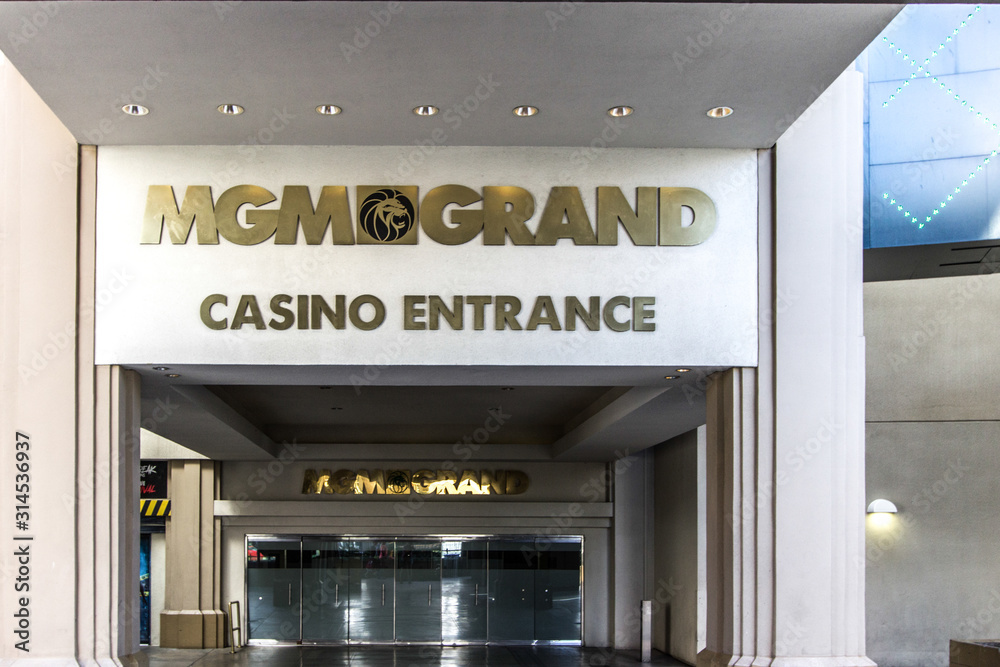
top-left (676, 368), bottom-right (692, 373)
top-left (608, 105), bottom-right (634, 117)
top-left (122, 104), bottom-right (149, 116)
top-left (664, 375), bottom-right (678, 380)
top-left (707, 106), bottom-right (734, 119)
top-left (152, 366), bottom-right (169, 371)
top-left (165, 373), bottom-right (181, 378)
top-left (217, 104), bottom-right (244, 115)
top-left (413, 105), bottom-right (439, 116)
top-left (866, 499), bottom-right (898, 514)
top-left (316, 105), bottom-right (342, 116)
top-left (513, 105), bottom-right (539, 117)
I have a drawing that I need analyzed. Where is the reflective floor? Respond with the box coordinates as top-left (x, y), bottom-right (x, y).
top-left (142, 645), bottom-right (688, 666)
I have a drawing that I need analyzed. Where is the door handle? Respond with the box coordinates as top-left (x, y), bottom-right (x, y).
top-left (428, 584), bottom-right (432, 606)
top-left (382, 583), bottom-right (385, 606)
top-left (335, 584), bottom-right (339, 606)
top-left (475, 583), bottom-right (479, 606)
top-left (288, 583), bottom-right (292, 606)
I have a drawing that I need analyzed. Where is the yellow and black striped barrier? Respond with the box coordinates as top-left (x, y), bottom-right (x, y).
top-left (140, 498), bottom-right (171, 517)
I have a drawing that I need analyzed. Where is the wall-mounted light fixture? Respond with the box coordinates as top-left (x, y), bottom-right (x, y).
top-left (866, 499), bottom-right (898, 514)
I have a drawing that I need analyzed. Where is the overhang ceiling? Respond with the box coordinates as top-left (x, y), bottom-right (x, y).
top-left (0, 1), bottom-right (902, 462)
top-left (0, 1), bottom-right (901, 148)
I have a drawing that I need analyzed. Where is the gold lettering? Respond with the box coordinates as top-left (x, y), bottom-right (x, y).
top-left (231, 295), bottom-right (265, 330)
top-left (632, 296), bottom-right (656, 332)
top-left (505, 471), bottom-right (530, 495)
top-left (421, 185), bottom-right (484, 245)
top-left (331, 469), bottom-right (356, 494)
top-left (311, 295), bottom-right (346, 330)
top-left (200, 294), bottom-right (228, 330)
top-left (412, 469), bottom-right (436, 494)
top-left (526, 296), bottom-right (562, 331)
top-left (597, 187), bottom-right (656, 245)
top-left (276, 185), bottom-right (354, 245)
top-left (269, 294), bottom-right (294, 330)
top-left (480, 469), bottom-right (506, 495)
top-left (142, 185), bottom-right (218, 244)
top-left (457, 470), bottom-right (486, 494)
top-left (433, 470), bottom-right (459, 494)
top-left (215, 185), bottom-right (279, 245)
top-left (404, 295), bottom-right (427, 330)
top-left (466, 296), bottom-right (492, 331)
top-left (658, 187), bottom-right (717, 246)
top-left (565, 296), bottom-right (600, 331)
top-left (354, 469), bottom-right (386, 494)
top-left (429, 295), bottom-right (463, 330)
top-left (348, 295), bottom-right (386, 331)
top-left (603, 296), bottom-right (630, 332)
top-left (495, 296), bottom-right (522, 331)
top-left (534, 187), bottom-right (597, 245)
top-left (483, 186), bottom-right (535, 245)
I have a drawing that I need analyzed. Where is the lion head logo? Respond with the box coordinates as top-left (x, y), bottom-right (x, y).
top-left (386, 470), bottom-right (410, 494)
top-left (359, 189), bottom-right (415, 242)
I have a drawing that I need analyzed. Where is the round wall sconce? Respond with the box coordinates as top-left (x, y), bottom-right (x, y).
top-left (866, 499), bottom-right (898, 514)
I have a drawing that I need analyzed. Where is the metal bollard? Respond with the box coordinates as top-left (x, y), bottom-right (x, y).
top-left (641, 599), bottom-right (652, 662)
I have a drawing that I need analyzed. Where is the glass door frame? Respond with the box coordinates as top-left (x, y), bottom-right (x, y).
top-left (244, 534), bottom-right (584, 647)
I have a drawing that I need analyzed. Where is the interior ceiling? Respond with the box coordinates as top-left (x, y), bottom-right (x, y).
top-left (0, 1), bottom-right (903, 462)
top-left (0, 1), bottom-right (901, 148)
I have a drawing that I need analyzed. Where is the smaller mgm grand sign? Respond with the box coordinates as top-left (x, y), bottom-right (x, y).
top-left (302, 468), bottom-right (529, 496)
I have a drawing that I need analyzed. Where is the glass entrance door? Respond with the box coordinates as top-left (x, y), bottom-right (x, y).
top-left (348, 540), bottom-right (395, 642)
top-left (301, 539), bottom-right (350, 642)
top-left (247, 538), bottom-right (301, 642)
top-left (441, 539), bottom-right (488, 643)
top-left (395, 541), bottom-right (442, 642)
top-left (246, 535), bottom-right (582, 645)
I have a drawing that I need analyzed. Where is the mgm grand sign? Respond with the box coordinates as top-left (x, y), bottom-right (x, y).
top-left (142, 184), bottom-right (716, 246)
top-left (302, 468), bottom-right (529, 496)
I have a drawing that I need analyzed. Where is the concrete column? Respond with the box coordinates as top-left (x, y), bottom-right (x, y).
top-left (699, 68), bottom-right (871, 667)
top-left (1, 51), bottom-right (143, 666)
top-left (613, 451), bottom-right (653, 649)
top-left (160, 460), bottom-right (225, 648)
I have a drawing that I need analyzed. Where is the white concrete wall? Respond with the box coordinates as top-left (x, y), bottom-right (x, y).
top-left (0, 50), bottom-right (80, 662)
top-left (653, 427), bottom-right (706, 665)
top-left (865, 273), bottom-right (1000, 667)
top-left (613, 452), bottom-right (653, 650)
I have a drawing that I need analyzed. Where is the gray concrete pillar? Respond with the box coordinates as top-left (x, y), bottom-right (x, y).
top-left (160, 460), bottom-right (224, 648)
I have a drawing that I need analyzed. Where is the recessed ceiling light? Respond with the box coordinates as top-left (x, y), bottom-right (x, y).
top-left (608, 106), bottom-right (633, 117)
top-left (316, 105), bottom-right (342, 116)
top-left (413, 105), bottom-right (439, 116)
top-left (217, 104), bottom-right (244, 115)
top-left (165, 373), bottom-right (181, 378)
top-left (122, 104), bottom-right (149, 116)
top-left (330, 406), bottom-right (343, 411)
top-left (513, 105), bottom-right (538, 117)
top-left (676, 368), bottom-right (692, 373)
top-left (152, 366), bottom-right (169, 371)
top-left (706, 106), bottom-right (734, 119)
top-left (664, 376), bottom-right (678, 380)
top-left (500, 387), bottom-right (515, 391)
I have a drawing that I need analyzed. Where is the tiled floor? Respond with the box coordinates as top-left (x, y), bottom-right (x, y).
top-left (142, 645), bottom-right (688, 666)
